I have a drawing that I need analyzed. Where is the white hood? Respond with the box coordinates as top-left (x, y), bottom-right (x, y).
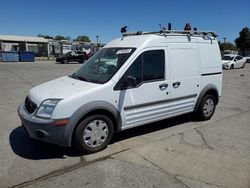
top-left (222, 60), bottom-right (231, 64)
top-left (28, 76), bottom-right (100, 106)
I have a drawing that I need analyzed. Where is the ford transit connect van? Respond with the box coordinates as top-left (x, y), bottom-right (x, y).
top-left (18, 29), bottom-right (222, 153)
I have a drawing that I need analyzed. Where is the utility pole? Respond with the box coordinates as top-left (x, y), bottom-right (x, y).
top-left (223, 37), bottom-right (227, 43)
top-left (96, 35), bottom-right (99, 46)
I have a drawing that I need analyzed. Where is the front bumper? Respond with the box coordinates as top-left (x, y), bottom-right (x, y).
top-left (18, 103), bottom-right (71, 147)
top-left (223, 63), bottom-right (230, 69)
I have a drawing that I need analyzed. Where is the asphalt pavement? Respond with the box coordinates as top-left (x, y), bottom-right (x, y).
top-left (0, 61), bottom-right (249, 188)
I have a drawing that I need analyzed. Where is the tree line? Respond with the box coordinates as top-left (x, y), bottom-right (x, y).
top-left (37, 27), bottom-right (250, 54)
top-left (37, 34), bottom-right (91, 42)
top-left (219, 27), bottom-right (250, 55)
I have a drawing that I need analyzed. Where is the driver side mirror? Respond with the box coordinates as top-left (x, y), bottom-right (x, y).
top-left (125, 76), bottom-right (137, 88)
top-left (119, 76), bottom-right (137, 90)
top-left (114, 75), bottom-right (138, 91)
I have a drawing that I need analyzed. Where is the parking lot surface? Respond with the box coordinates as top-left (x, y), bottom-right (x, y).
top-left (0, 62), bottom-right (249, 188)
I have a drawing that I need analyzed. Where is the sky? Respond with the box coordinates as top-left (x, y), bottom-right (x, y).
top-left (0, 0), bottom-right (249, 43)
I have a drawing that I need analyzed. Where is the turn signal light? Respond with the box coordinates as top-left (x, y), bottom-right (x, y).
top-left (55, 119), bottom-right (69, 126)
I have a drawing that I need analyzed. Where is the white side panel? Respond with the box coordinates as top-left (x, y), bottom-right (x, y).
top-left (168, 42), bottom-right (201, 98)
top-left (124, 97), bottom-right (195, 129)
top-left (167, 42), bottom-right (200, 113)
top-left (198, 40), bottom-right (222, 96)
top-left (170, 48), bottom-right (199, 80)
top-left (199, 42), bottom-right (222, 74)
top-left (201, 75), bottom-right (222, 96)
top-left (121, 80), bottom-right (171, 128)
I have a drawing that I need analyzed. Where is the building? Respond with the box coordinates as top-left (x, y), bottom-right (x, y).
top-left (0, 34), bottom-right (105, 61)
top-left (0, 35), bottom-right (49, 57)
top-left (49, 40), bottom-right (105, 56)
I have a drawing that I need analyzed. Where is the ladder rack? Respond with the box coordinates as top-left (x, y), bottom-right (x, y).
top-left (123, 30), bottom-right (217, 38)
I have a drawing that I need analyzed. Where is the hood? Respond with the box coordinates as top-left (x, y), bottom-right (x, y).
top-left (222, 60), bottom-right (231, 64)
top-left (28, 76), bottom-right (100, 106)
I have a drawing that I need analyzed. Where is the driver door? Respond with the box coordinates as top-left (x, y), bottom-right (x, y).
top-left (115, 49), bottom-right (171, 130)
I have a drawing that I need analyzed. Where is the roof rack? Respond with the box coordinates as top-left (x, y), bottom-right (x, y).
top-left (123, 30), bottom-right (217, 38)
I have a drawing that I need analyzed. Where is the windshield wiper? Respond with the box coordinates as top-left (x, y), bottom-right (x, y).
top-left (76, 75), bottom-right (90, 82)
top-left (70, 73), bottom-right (90, 82)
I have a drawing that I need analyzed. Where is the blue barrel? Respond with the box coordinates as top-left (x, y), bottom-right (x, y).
top-left (19, 52), bottom-right (35, 62)
top-left (1, 52), bottom-right (19, 62)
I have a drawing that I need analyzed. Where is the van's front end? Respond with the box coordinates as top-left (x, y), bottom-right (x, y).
top-left (18, 76), bottom-right (102, 147)
top-left (18, 98), bottom-right (69, 146)
top-left (18, 46), bottom-right (137, 149)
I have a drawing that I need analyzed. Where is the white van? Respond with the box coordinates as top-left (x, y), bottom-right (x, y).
top-left (18, 29), bottom-right (222, 153)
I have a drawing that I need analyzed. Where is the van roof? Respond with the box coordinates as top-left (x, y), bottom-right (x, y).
top-left (105, 34), bottom-right (164, 48)
top-left (105, 32), bottom-right (217, 49)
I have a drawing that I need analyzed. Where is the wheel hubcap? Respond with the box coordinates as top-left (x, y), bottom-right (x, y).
top-left (83, 119), bottom-right (108, 148)
top-left (203, 98), bottom-right (215, 117)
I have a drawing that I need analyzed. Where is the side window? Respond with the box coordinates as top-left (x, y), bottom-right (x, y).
top-left (122, 54), bottom-right (142, 85)
top-left (143, 50), bottom-right (165, 81)
top-left (115, 50), bottom-right (165, 90)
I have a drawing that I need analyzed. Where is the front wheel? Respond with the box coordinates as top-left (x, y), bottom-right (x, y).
top-left (230, 64), bottom-right (234, 69)
top-left (62, 59), bottom-right (68, 64)
top-left (196, 94), bottom-right (216, 121)
top-left (73, 114), bottom-right (114, 153)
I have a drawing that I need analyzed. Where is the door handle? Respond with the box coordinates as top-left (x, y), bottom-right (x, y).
top-left (159, 83), bottom-right (168, 90)
top-left (172, 81), bottom-right (181, 88)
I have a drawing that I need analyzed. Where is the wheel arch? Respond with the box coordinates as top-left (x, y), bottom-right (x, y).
top-left (194, 84), bottom-right (219, 111)
top-left (66, 101), bottom-right (121, 147)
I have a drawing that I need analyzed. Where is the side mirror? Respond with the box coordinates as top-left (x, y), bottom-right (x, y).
top-left (234, 59), bottom-right (237, 62)
top-left (121, 76), bottom-right (137, 90)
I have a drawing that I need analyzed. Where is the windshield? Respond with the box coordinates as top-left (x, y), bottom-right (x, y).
top-left (71, 48), bottom-right (135, 84)
top-left (222, 56), bottom-right (234, 60)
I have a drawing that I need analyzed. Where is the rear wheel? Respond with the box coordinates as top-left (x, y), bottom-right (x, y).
top-left (74, 114), bottom-right (113, 153)
top-left (196, 94), bottom-right (216, 121)
top-left (242, 63), bottom-right (246, 68)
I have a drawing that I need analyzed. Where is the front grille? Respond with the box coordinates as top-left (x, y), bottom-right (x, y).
top-left (25, 97), bottom-right (37, 114)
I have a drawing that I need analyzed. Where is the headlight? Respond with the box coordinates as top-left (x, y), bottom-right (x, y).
top-left (36, 99), bottom-right (61, 119)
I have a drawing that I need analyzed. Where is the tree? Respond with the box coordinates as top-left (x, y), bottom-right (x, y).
top-left (75, 35), bottom-right (91, 42)
top-left (54, 35), bottom-right (66, 40)
top-left (37, 34), bottom-right (53, 39)
top-left (219, 42), bottom-right (237, 51)
top-left (235, 27), bottom-right (250, 55)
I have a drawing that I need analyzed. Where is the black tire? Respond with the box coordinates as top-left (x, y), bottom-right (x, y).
top-left (230, 64), bottom-right (234, 69)
top-left (196, 94), bottom-right (216, 121)
top-left (63, 59), bottom-right (68, 64)
top-left (73, 114), bottom-right (113, 154)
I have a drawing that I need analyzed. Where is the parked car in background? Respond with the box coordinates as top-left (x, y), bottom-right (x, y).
top-left (56, 51), bottom-right (90, 64)
top-left (244, 55), bottom-right (250, 63)
top-left (222, 54), bottom-right (246, 69)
